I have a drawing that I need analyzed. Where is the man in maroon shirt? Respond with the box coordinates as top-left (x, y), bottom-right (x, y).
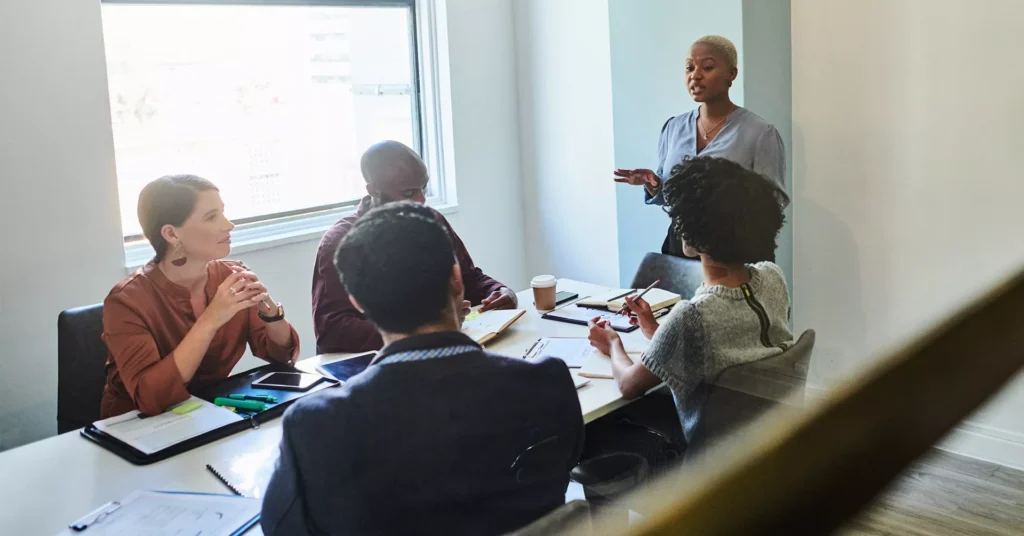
top-left (312, 140), bottom-right (518, 353)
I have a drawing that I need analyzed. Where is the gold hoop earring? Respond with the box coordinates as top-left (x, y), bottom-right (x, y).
top-left (170, 242), bottom-right (187, 267)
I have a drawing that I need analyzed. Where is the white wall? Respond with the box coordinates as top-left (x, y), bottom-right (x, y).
top-left (0, 0), bottom-right (125, 451)
top-left (513, 0), bottom-right (620, 287)
top-left (607, 0), bottom-right (754, 288)
top-left (792, 0), bottom-right (1024, 469)
top-left (0, 0), bottom-right (528, 451)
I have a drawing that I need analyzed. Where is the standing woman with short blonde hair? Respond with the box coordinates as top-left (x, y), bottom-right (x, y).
top-left (614, 35), bottom-right (788, 258)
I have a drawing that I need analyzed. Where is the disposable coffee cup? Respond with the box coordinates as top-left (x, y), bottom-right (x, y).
top-left (531, 275), bottom-right (557, 311)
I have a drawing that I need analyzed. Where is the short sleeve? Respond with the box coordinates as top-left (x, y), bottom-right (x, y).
top-left (645, 116), bottom-right (675, 206)
top-left (752, 125), bottom-right (788, 205)
top-left (640, 302), bottom-right (708, 394)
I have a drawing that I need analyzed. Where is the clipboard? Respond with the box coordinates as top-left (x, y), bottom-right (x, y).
top-left (81, 362), bottom-right (336, 465)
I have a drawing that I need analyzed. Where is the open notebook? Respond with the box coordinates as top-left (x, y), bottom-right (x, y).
top-left (577, 288), bottom-right (681, 312)
top-left (462, 309), bottom-right (526, 345)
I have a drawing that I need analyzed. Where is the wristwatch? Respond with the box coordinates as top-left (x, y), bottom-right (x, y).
top-left (258, 302), bottom-right (285, 323)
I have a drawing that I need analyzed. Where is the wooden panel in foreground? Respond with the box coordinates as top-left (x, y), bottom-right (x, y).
top-left (580, 268), bottom-right (1024, 535)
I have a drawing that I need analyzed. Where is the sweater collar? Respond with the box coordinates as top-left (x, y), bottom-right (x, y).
top-left (695, 265), bottom-right (762, 300)
top-left (373, 331), bottom-right (481, 364)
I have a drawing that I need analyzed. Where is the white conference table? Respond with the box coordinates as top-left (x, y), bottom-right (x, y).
top-left (0, 279), bottom-right (649, 535)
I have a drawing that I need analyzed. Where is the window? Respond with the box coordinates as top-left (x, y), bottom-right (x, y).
top-left (100, 0), bottom-right (445, 249)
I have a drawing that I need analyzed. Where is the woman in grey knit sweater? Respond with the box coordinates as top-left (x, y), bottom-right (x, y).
top-left (589, 157), bottom-right (793, 441)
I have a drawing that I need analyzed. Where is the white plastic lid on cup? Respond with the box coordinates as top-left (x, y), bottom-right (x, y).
top-left (531, 275), bottom-right (556, 288)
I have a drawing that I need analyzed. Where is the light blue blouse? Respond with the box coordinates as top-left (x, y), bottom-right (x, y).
top-left (646, 107), bottom-right (787, 206)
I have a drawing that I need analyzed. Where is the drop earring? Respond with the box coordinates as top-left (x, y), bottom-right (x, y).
top-left (170, 242), bottom-right (187, 267)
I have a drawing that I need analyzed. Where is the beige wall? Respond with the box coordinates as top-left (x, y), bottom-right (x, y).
top-left (792, 0), bottom-right (1024, 468)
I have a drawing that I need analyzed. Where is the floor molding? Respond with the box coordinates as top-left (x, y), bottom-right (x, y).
top-left (938, 421), bottom-right (1024, 472)
top-left (805, 385), bottom-right (1024, 471)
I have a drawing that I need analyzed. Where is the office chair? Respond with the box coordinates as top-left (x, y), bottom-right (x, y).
top-left (57, 304), bottom-right (108, 433)
top-left (686, 329), bottom-right (816, 458)
top-left (629, 252), bottom-right (704, 299)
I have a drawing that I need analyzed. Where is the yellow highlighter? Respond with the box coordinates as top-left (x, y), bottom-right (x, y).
top-left (171, 400), bottom-right (203, 415)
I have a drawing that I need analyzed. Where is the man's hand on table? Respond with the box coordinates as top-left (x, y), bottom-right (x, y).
top-left (479, 288), bottom-right (518, 312)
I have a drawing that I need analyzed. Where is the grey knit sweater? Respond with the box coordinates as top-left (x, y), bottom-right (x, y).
top-left (641, 262), bottom-right (794, 441)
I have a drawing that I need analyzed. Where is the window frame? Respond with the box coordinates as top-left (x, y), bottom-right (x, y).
top-left (102, 0), bottom-right (456, 268)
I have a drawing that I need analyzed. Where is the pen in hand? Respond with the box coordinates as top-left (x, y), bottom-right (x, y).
top-left (615, 279), bottom-right (661, 316)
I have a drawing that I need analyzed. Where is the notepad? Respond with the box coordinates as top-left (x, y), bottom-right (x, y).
top-left (462, 309), bottom-right (526, 345)
top-left (207, 427), bottom-right (282, 499)
top-left (578, 288), bottom-right (681, 312)
top-left (573, 376), bottom-right (591, 389)
top-left (578, 360), bottom-right (614, 379)
top-left (92, 397), bottom-right (242, 455)
top-left (58, 490), bottom-right (260, 536)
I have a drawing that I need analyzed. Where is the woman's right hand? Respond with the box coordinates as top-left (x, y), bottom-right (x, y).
top-left (202, 271), bottom-right (267, 329)
top-left (624, 296), bottom-right (659, 339)
top-left (613, 168), bottom-right (660, 189)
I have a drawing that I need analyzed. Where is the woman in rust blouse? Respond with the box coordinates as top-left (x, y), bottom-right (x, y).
top-left (101, 175), bottom-right (299, 418)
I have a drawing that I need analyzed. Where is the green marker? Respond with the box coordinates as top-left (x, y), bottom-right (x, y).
top-left (228, 393), bottom-right (277, 403)
top-left (214, 397), bottom-right (266, 412)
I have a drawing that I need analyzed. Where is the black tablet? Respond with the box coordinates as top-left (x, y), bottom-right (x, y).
top-left (251, 371), bottom-right (325, 392)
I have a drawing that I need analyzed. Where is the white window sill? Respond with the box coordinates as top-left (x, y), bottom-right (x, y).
top-left (124, 202), bottom-right (460, 271)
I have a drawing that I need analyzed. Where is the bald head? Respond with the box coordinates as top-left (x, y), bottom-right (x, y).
top-left (360, 140), bottom-right (429, 205)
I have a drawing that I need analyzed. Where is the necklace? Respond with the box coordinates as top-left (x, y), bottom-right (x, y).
top-left (699, 107), bottom-right (735, 140)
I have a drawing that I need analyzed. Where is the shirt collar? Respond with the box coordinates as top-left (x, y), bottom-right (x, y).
top-left (373, 331), bottom-right (481, 364)
top-left (143, 260), bottom-right (215, 301)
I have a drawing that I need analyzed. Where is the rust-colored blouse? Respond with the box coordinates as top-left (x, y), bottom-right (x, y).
top-left (100, 260), bottom-right (299, 418)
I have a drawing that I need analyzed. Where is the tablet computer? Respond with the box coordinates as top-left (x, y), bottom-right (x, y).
top-left (251, 372), bottom-right (325, 392)
top-left (316, 352), bottom-right (376, 383)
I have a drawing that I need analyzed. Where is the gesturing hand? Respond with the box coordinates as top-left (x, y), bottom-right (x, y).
top-left (613, 168), bottom-right (660, 189)
top-left (203, 270), bottom-right (269, 329)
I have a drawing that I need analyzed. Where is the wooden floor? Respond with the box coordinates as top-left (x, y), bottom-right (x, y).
top-left (840, 449), bottom-right (1024, 535)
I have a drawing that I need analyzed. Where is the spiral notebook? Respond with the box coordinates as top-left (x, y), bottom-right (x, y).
top-left (206, 427), bottom-right (282, 499)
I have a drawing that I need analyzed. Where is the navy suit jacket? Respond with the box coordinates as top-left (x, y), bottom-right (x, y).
top-left (261, 332), bottom-right (585, 535)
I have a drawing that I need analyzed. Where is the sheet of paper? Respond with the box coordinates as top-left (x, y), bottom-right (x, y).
top-left (462, 309), bottom-right (524, 342)
top-left (573, 376), bottom-right (591, 389)
top-left (525, 338), bottom-right (594, 368)
top-left (57, 490), bottom-right (259, 536)
top-left (92, 397), bottom-right (242, 455)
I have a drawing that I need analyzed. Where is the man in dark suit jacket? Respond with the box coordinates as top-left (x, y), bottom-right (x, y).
top-left (262, 202), bottom-right (584, 535)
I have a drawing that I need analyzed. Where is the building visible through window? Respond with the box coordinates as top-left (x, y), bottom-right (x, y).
top-left (100, 1), bottom-right (425, 240)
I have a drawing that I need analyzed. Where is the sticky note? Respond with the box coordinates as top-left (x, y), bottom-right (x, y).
top-left (172, 400), bottom-right (203, 415)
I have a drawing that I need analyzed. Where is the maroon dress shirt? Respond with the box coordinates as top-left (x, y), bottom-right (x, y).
top-left (311, 197), bottom-right (507, 354)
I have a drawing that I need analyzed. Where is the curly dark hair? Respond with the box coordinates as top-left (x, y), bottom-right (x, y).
top-left (334, 201), bottom-right (456, 334)
top-left (662, 157), bottom-right (784, 264)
